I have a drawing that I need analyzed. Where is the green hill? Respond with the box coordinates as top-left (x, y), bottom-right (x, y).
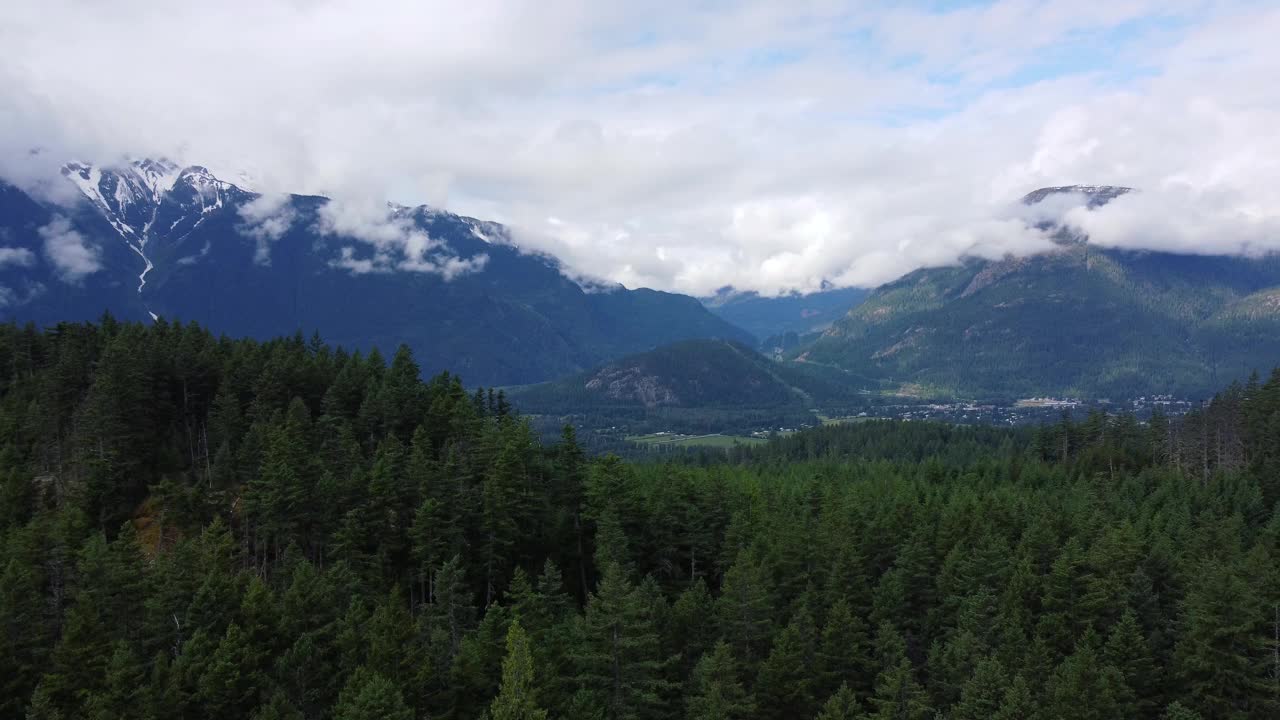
top-left (801, 244), bottom-right (1280, 398)
top-left (509, 338), bottom-right (872, 413)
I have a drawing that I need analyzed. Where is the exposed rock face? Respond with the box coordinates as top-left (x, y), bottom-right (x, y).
top-left (584, 366), bottom-right (680, 407)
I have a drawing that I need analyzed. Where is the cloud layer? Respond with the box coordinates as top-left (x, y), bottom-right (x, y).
top-left (3, 1), bottom-right (1280, 295)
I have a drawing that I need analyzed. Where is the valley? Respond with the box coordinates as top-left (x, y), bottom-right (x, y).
top-left (7, 6), bottom-right (1280, 719)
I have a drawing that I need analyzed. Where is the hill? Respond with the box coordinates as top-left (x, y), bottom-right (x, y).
top-left (0, 160), bottom-right (752, 385)
top-left (509, 338), bottom-right (872, 413)
top-left (800, 187), bottom-right (1280, 399)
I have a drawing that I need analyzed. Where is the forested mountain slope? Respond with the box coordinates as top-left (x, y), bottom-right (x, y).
top-left (1, 319), bottom-right (1279, 719)
top-left (0, 161), bottom-right (751, 385)
top-left (802, 191), bottom-right (1280, 399)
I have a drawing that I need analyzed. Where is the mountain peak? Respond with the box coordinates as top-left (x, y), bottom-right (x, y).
top-left (1021, 185), bottom-right (1134, 208)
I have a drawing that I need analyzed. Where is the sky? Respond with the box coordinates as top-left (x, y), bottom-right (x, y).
top-left (3, 0), bottom-right (1280, 296)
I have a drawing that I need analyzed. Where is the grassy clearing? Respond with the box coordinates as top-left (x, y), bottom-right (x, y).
top-left (816, 414), bottom-right (876, 426)
top-left (626, 433), bottom-right (768, 449)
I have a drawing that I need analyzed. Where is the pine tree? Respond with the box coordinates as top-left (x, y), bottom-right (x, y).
top-left (1044, 633), bottom-right (1125, 720)
top-left (926, 628), bottom-right (986, 709)
top-left (1161, 701), bottom-right (1202, 720)
top-left (714, 555), bottom-right (774, 666)
top-left (333, 668), bottom-right (413, 720)
top-left (198, 622), bottom-right (263, 717)
top-left (83, 640), bottom-right (147, 720)
top-left (490, 619), bottom-right (549, 720)
top-left (867, 656), bottom-right (930, 720)
top-left (25, 680), bottom-right (64, 720)
top-left (686, 641), bottom-right (755, 720)
top-left (593, 510), bottom-right (634, 579)
top-left (992, 674), bottom-right (1035, 720)
top-left (950, 657), bottom-right (1007, 720)
top-left (1105, 608), bottom-right (1159, 718)
top-left (1173, 554), bottom-right (1273, 718)
top-left (574, 563), bottom-right (673, 720)
top-left (481, 424), bottom-right (533, 604)
top-left (408, 426), bottom-right (451, 605)
top-left (451, 603), bottom-right (513, 714)
top-left (251, 691), bottom-right (304, 720)
top-left (756, 604), bottom-right (818, 719)
top-left (815, 597), bottom-right (874, 701)
top-left (363, 589), bottom-right (423, 700)
top-left (668, 579), bottom-right (718, 677)
top-left (41, 600), bottom-right (110, 715)
top-left (1036, 537), bottom-right (1088, 658)
top-left (0, 557), bottom-right (50, 717)
top-left (814, 683), bottom-right (860, 720)
top-left (428, 555), bottom-right (476, 663)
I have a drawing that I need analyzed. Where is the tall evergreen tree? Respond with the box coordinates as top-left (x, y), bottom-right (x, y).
top-left (814, 683), bottom-right (860, 720)
top-left (574, 563), bottom-right (673, 720)
top-left (685, 641), bottom-right (755, 720)
top-left (332, 668), bottom-right (412, 720)
top-left (490, 619), bottom-right (549, 720)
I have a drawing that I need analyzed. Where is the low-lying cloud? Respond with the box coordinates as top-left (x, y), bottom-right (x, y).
top-left (38, 217), bottom-right (101, 282)
top-left (317, 200), bottom-right (488, 279)
top-left (237, 193), bottom-right (297, 266)
top-left (0, 246), bottom-right (36, 269)
top-left (3, 1), bottom-right (1280, 295)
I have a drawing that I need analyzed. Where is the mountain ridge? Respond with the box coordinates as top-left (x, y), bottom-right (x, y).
top-left (800, 185), bottom-right (1280, 398)
top-left (0, 160), bottom-right (754, 385)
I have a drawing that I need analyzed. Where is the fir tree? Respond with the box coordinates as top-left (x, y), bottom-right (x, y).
top-left (332, 668), bottom-right (413, 720)
top-left (814, 683), bottom-right (860, 720)
top-left (490, 619), bottom-right (549, 720)
top-left (574, 563), bottom-right (673, 720)
top-left (686, 641), bottom-right (755, 720)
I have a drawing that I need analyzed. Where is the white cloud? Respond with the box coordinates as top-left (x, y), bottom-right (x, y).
top-left (177, 240), bottom-right (211, 266)
top-left (237, 193), bottom-right (296, 265)
top-left (329, 246), bottom-right (387, 275)
top-left (0, 280), bottom-right (43, 308)
top-left (317, 200), bottom-right (488, 279)
top-left (37, 216), bottom-right (101, 282)
top-left (0, 246), bottom-right (35, 269)
top-left (1067, 187), bottom-right (1280, 257)
top-left (2, 1), bottom-right (1280, 295)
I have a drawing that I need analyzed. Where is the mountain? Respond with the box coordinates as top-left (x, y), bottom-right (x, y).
top-left (800, 185), bottom-right (1280, 399)
top-left (702, 286), bottom-right (869, 350)
top-left (510, 337), bottom-right (869, 412)
top-left (0, 159), bottom-right (752, 385)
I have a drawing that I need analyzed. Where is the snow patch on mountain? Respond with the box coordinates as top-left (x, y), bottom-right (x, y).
top-left (60, 159), bottom-right (250, 298)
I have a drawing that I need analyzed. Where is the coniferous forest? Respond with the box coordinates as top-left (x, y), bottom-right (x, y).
top-left (3, 318), bottom-right (1280, 720)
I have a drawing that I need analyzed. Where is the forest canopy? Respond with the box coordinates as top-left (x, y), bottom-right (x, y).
top-left (1, 317), bottom-right (1278, 719)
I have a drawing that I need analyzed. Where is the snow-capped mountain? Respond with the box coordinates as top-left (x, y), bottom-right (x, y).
top-left (61, 159), bottom-right (253, 300)
top-left (0, 160), bottom-right (751, 385)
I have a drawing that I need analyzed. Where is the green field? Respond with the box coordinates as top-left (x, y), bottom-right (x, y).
top-left (816, 414), bottom-right (876, 426)
top-left (626, 432), bottom-right (768, 449)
